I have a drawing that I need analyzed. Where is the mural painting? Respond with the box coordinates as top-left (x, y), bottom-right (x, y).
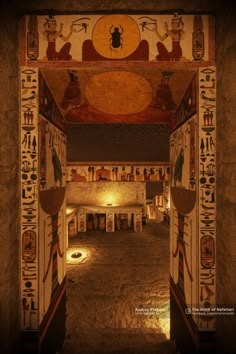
top-left (19, 13), bottom-right (216, 351)
top-left (20, 67), bottom-right (39, 330)
top-left (171, 73), bottom-right (197, 131)
top-left (41, 67), bottom-right (190, 124)
top-left (22, 14), bottom-right (214, 64)
top-left (37, 63), bottom-right (203, 124)
top-left (20, 68), bottom-right (67, 329)
top-left (20, 13), bottom-right (213, 125)
top-left (154, 13), bottom-right (185, 61)
top-left (39, 71), bottom-right (66, 131)
top-left (67, 163), bottom-right (169, 182)
top-left (170, 115), bottom-right (197, 311)
top-left (198, 66), bottom-right (216, 330)
top-left (170, 66), bottom-right (216, 333)
top-left (39, 115), bottom-right (67, 322)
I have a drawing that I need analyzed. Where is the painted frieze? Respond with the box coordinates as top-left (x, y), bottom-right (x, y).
top-left (21, 14), bottom-right (214, 64)
top-left (67, 163), bottom-right (169, 182)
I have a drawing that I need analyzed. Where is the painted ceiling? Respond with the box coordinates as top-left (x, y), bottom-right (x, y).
top-left (41, 67), bottom-right (196, 124)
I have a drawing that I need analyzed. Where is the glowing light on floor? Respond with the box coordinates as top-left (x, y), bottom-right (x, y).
top-left (158, 303), bottom-right (170, 339)
top-left (71, 251), bottom-right (82, 258)
top-left (66, 247), bottom-right (90, 264)
top-left (135, 303), bottom-right (170, 338)
top-left (159, 317), bottom-right (170, 339)
top-left (143, 315), bottom-right (170, 338)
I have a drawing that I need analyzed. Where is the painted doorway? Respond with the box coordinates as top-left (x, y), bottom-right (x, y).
top-left (19, 12), bottom-right (216, 354)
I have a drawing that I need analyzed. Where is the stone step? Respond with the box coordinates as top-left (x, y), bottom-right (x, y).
top-left (60, 336), bottom-right (178, 354)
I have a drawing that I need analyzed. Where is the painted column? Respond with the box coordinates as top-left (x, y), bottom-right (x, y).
top-left (198, 66), bottom-right (216, 330)
top-left (106, 212), bottom-right (115, 232)
top-left (170, 117), bottom-right (196, 311)
top-left (128, 212), bottom-right (132, 228)
top-left (134, 211), bottom-right (142, 232)
top-left (20, 67), bottom-right (68, 349)
top-left (20, 67), bottom-right (39, 330)
top-left (39, 116), bottom-right (66, 322)
top-left (78, 211), bottom-right (86, 232)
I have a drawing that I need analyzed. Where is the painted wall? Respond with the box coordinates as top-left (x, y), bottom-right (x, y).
top-left (170, 115), bottom-right (198, 322)
top-left (19, 67), bottom-right (67, 330)
top-left (66, 181), bottom-right (146, 206)
top-left (39, 115), bottom-right (67, 323)
top-left (198, 67), bottom-right (216, 331)
top-left (170, 66), bottom-right (216, 338)
top-left (21, 13), bottom-right (213, 125)
top-left (22, 14), bottom-right (212, 64)
top-left (67, 163), bottom-right (169, 182)
top-left (20, 67), bottom-right (40, 330)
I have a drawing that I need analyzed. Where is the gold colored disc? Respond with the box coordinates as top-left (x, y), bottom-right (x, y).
top-left (85, 71), bottom-right (153, 115)
top-left (92, 15), bottom-right (141, 59)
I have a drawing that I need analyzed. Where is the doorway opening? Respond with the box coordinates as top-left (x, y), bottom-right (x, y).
top-left (37, 65), bottom-right (196, 353)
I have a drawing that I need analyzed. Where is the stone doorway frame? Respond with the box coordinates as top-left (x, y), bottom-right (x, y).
top-left (18, 12), bottom-right (216, 354)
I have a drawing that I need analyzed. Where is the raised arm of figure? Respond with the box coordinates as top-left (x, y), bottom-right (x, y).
top-left (155, 22), bottom-right (168, 41)
top-left (59, 23), bottom-right (73, 42)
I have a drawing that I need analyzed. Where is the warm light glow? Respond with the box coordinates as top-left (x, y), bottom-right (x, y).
top-left (166, 195), bottom-right (170, 210)
top-left (158, 302), bottom-right (170, 338)
top-left (135, 303), bottom-right (170, 338)
top-left (100, 192), bottom-right (119, 207)
top-left (66, 207), bottom-right (76, 215)
top-left (66, 247), bottom-right (90, 264)
top-left (106, 194), bottom-right (113, 206)
top-left (159, 317), bottom-right (170, 339)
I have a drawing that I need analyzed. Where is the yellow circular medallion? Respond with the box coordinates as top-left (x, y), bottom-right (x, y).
top-left (92, 15), bottom-right (141, 59)
top-left (85, 71), bottom-right (153, 115)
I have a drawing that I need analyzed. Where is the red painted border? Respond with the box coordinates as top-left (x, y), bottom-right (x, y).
top-left (208, 15), bottom-right (216, 64)
top-left (27, 60), bottom-right (215, 69)
top-left (170, 275), bottom-right (216, 351)
top-left (19, 16), bottom-right (26, 66)
top-left (170, 275), bottom-right (198, 344)
top-left (39, 276), bottom-right (66, 345)
top-left (67, 161), bottom-right (169, 166)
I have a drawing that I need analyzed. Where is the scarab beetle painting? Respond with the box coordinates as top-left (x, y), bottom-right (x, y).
top-left (109, 25), bottom-right (124, 50)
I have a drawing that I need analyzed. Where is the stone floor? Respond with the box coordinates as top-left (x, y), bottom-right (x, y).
top-left (62, 220), bottom-right (176, 354)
